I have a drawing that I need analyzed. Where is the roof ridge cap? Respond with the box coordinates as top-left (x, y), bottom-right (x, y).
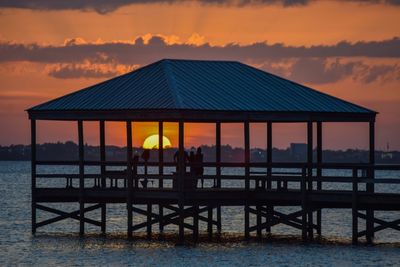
top-left (162, 60), bottom-right (183, 109)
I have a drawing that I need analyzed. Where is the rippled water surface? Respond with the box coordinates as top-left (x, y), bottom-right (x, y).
top-left (1, 161), bottom-right (400, 266)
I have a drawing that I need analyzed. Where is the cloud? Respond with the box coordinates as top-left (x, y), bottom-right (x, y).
top-left (261, 58), bottom-right (400, 84)
top-left (0, 36), bottom-right (399, 66)
top-left (286, 58), bottom-right (358, 84)
top-left (1, 35), bottom-right (399, 83)
top-left (0, 0), bottom-right (398, 14)
top-left (45, 60), bottom-right (139, 79)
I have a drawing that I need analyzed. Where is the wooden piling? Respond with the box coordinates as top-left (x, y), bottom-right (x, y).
top-left (316, 121), bottom-right (322, 236)
top-left (208, 206), bottom-right (213, 240)
top-left (301, 167), bottom-right (307, 241)
top-left (307, 121), bottom-right (313, 240)
top-left (352, 168), bottom-right (358, 245)
top-left (244, 121), bottom-right (250, 240)
top-left (78, 120), bottom-right (85, 236)
top-left (266, 122), bottom-right (273, 233)
top-left (193, 205), bottom-right (199, 242)
top-left (158, 121), bottom-right (164, 233)
top-left (31, 119), bottom-right (37, 234)
top-left (178, 121), bottom-right (185, 244)
top-left (366, 121), bottom-right (375, 244)
top-left (100, 120), bottom-right (106, 234)
top-left (147, 204), bottom-right (152, 238)
top-left (216, 122), bottom-right (222, 234)
top-left (126, 121), bottom-right (133, 239)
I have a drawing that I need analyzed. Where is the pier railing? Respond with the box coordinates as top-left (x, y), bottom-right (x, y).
top-left (32, 160), bottom-right (400, 243)
top-left (34, 160), bottom-right (400, 192)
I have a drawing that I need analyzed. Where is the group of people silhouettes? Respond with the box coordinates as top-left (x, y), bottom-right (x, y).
top-left (136, 146), bottom-right (204, 188)
top-left (174, 147), bottom-right (204, 173)
top-left (174, 147), bottom-right (204, 188)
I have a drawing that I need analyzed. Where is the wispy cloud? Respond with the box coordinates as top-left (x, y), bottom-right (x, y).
top-left (262, 58), bottom-right (400, 84)
top-left (45, 60), bottom-right (139, 79)
top-left (0, 0), bottom-right (399, 14)
top-left (1, 36), bottom-right (399, 65)
top-left (1, 35), bottom-right (399, 84)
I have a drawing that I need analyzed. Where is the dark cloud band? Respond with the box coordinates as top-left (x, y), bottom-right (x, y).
top-left (0, 0), bottom-right (398, 14)
top-left (0, 37), bottom-right (399, 65)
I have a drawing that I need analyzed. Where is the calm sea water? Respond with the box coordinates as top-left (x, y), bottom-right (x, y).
top-left (1, 161), bottom-right (400, 266)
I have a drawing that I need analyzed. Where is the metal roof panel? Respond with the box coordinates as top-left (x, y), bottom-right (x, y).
top-left (29, 59), bottom-right (375, 114)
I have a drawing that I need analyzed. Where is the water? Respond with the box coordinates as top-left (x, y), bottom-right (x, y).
top-left (1, 161), bottom-right (400, 266)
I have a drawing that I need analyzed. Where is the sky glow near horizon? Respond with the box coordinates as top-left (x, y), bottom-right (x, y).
top-left (0, 1), bottom-right (399, 150)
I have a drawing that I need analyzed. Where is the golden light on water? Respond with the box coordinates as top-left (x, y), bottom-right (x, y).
top-left (142, 134), bottom-right (172, 149)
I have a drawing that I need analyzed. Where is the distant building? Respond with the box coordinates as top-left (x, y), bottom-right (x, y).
top-left (290, 143), bottom-right (307, 160)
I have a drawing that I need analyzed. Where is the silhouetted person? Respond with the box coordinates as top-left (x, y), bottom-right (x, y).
top-left (141, 149), bottom-right (150, 162)
top-left (174, 150), bottom-right (189, 172)
top-left (189, 149), bottom-right (196, 174)
top-left (195, 147), bottom-right (204, 188)
top-left (141, 149), bottom-right (150, 187)
top-left (132, 152), bottom-right (139, 188)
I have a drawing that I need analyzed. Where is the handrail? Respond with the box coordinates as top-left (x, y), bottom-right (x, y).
top-left (34, 173), bottom-right (400, 184)
top-left (36, 160), bottom-right (400, 169)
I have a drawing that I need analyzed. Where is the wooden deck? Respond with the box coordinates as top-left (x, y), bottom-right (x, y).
top-left (31, 162), bottom-right (400, 245)
top-left (35, 187), bottom-right (400, 210)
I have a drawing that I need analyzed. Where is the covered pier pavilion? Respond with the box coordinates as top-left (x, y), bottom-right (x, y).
top-left (27, 59), bottom-right (400, 244)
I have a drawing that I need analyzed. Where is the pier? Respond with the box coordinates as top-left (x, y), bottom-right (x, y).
top-left (27, 59), bottom-right (400, 244)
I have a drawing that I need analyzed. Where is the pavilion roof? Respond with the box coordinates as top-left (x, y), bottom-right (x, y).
top-left (28, 59), bottom-right (376, 121)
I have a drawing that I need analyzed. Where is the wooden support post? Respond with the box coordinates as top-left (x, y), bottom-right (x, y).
top-left (352, 168), bottom-right (358, 245)
top-left (126, 121), bottom-right (133, 239)
top-left (147, 204), bottom-right (152, 239)
top-left (366, 120), bottom-right (375, 244)
top-left (78, 120), bottom-right (85, 236)
top-left (316, 121), bottom-right (322, 236)
top-left (244, 121), bottom-right (250, 240)
top-left (208, 206), bottom-right (213, 240)
top-left (193, 205), bottom-right (199, 242)
top-left (257, 204), bottom-right (262, 240)
top-left (31, 119), bottom-right (37, 234)
top-left (301, 167), bottom-right (307, 241)
top-left (99, 120), bottom-right (106, 234)
top-left (158, 121), bottom-right (164, 233)
top-left (266, 121), bottom-right (272, 233)
top-left (216, 122), bottom-right (222, 234)
top-left (178, 121), bottom-right (185, 244)
top-left (307, 121), bottom-right (313, 240)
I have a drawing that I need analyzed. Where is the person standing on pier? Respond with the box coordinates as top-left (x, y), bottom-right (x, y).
top-left (195, 147), bottom-right (204, 188)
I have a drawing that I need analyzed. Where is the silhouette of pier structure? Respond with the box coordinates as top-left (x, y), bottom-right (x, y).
top-left (27, 59), bottom-right (400, 244)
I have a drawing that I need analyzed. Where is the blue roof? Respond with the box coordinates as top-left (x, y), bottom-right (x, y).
top-left (29, 59), bottom-right (375, 114)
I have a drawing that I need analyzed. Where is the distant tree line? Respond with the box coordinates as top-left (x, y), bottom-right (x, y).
top-left (0, 141), bottom-right (399, 164)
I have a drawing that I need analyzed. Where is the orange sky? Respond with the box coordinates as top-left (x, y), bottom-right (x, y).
top-left (0, 1), bottom-right (399, 150)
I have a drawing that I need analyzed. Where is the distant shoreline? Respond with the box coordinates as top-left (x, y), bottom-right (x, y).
top-left (1, 142), bottom-right (399, 163)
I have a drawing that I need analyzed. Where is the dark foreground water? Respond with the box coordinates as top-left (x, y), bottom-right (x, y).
top-left (1, 161), bottom-right (400, 266)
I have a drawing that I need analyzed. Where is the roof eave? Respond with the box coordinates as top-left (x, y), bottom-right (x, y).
top-left (27, 109), bottom-right (376, 123)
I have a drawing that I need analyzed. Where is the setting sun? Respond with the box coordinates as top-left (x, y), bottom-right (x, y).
top-left (142, 134), bottom-right (172, 149)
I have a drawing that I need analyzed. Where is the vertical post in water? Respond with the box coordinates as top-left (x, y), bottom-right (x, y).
top-left (266, 121), bottom-right (273, 234)
top-left (366, 120), bottom-right (375, 244)
top-left (31, 119), bottom-right (37, 234)
top-left (307, 121), bottom-right (313, 240)
top-left (158, 121), bottom-right (164, 233)
top-left (301, 167), bottom-right (307, 241)
top-left (193, 205), bottom-right (199, 242)
top-left (78, 120), bottom-right (85, 236)
top-left (126, 121), bottom-right (133, 239)
top-left (178, 121), bottom-right (185, 244)
top-left (352, 168), bottom-right (358, 245)
top-left (316, 121), bottom-right (322, 236)
top-left (244, 121), bottom-right (250, 240)
top-left (99, 120), bottom-right (106, 234)
top-left (216, 121), bottom-right (222, 234)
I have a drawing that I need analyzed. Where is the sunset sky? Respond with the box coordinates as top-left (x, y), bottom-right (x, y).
top-left (0, 0), bottom-right (399, 150)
